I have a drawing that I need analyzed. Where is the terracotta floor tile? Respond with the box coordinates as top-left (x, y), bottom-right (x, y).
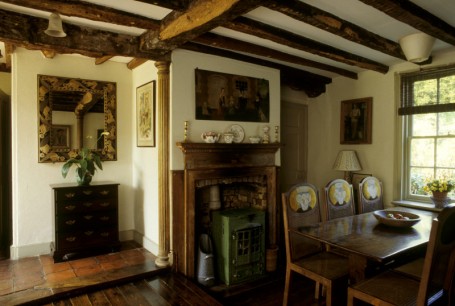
top-left (100, 259), bottom-right (127, 271)
top-left (45, 269), bottom-right (77, 283)
top-left (43, 262), bottom-right (72, 275)
top-left (0, 270), bottom-right (12, 281)
top-left (13, 275), bottom-right (45, 292)
top-left (69, 257), bottom-right (98, 269)
top-left (96, 252), bottom-right (122, 263)
top-left (39, 254), bottom-right (55, 266)
top-left (74, 265), bottom-right (103, 277)
top-left (0, 279), bottom-right (13, 292)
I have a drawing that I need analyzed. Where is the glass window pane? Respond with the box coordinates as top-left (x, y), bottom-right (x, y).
top-left (438, 112), bottom-right (455, 136)
top-left (439, 75), bottom-right (455, 104)
top-left (436, 138), bottom-right (455, 167)
top-left (410, 138), bottom-right (434, 167)
top-left (410, 167), bottom-right (433, 195)
top-left (414, 79), bottom-right (437, 106)
top-left (412, 113), bottom-right (436, 136)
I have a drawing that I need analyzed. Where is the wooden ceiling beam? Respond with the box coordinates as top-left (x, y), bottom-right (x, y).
top-left (127, 58), bottom-right (148, 70)
top-left (360, 0), bottom-right (455, 46)
top-left (225, 17), bottom-right (389, 74)
top-left (0, 9), bottom-right (170, 61)
top-left (0, 0), bottom-right (160, 29)
top-left (95, 56), bottom-right (113, 65)
top-left (140, 0), bottom-right (264, 52)
top-left (181, 42), bottom-right (331, 97)
top-left (41, 50), bottom-right (56, 58)
top-left (133, 0), bottom-right (189, 11)
top-left (194, 32), bottom-right (357, 79)
top-left (264, 0), bottom-right (406, 60)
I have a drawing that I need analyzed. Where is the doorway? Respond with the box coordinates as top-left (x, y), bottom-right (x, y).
top-left (0, 91), bottom-right (11, 260)
top-left (280, 101), bottom-right (308, 193)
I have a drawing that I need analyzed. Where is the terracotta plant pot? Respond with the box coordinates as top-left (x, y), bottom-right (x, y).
top-left (431, 191), bottom-right (450, 209)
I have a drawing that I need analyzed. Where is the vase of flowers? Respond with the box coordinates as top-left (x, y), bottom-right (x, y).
top-left (423, 177), bottom-right (454, 209)
top-left (61, 132), bottom-right (109, 186)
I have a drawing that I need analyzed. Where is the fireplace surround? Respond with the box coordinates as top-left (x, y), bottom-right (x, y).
top-left (172, 142), bottom-right (280, 278)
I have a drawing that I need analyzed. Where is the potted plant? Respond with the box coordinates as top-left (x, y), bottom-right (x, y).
top-left (61, 132), bottom-right (109, 186)
top-left (423, 177), bottom-right (454, 208)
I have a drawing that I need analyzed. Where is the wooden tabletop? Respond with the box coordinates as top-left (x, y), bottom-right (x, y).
top-left (295, 207), bottom-right (438, 282)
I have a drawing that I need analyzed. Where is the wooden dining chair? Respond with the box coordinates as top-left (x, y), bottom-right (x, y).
top-left (357, 176), bottom-right (384, 214)
top-left (323, 179), bottom-right (355, 221)
top-left (282, 182), bottom-right (349, 306)
top-left (347, 203), bottom-right (455, 306)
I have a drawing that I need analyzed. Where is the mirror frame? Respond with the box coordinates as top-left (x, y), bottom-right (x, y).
top-left (38, 74), bottom-right (117, 163)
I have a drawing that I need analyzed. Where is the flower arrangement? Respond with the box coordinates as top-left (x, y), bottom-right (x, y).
top-left (423, 177), bottom-right (455, 194)
top-left (61, 132), bottom-right (109, 186)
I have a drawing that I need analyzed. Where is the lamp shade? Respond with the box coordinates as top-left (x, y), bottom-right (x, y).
top-left (333, 150), bottom-right (362, 171)
top-left (45, 13), bottom-right (67, 38)
top-left (399, 32), bottom-right (435, 63)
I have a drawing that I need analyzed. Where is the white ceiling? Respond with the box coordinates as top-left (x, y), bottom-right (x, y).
top-left (0, 0), bottom-right (454, 79)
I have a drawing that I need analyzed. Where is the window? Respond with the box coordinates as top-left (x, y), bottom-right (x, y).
top-left (400, 66), bottom-right (455, 202)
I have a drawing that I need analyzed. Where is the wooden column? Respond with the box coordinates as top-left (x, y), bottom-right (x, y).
top-left (155, 61), bottom-right (171, 267)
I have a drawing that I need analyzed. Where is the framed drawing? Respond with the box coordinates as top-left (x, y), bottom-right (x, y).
top-left (136, 81), bottom-right (156, 147)
top-left (51, 125), bottom-right (71, 150)
top-left (195, 68), bottom-right (270, 122)
top-left (340, 97), bottom-right (372, 144)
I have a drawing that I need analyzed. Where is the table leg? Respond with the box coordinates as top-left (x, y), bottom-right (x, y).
top-left (348, 254), bottom-right (367, 284)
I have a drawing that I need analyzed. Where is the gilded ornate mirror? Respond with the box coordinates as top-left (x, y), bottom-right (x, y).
top-left (38, 75), bottom-right (117, 163)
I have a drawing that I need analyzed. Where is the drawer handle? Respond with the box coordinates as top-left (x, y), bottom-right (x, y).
top-left (64, 192), bottom-right (75, 198)
top-left (84, 231), bottom-right (94, 236)
top-left (100, 216), bottom-right (110, 221)
top-left (100, 190), bottom-right (110, 196)
top-left (84, 215), bottom-right (93, 220)
top-left (100, 202), bottom-right (110, 207)
top-left (65, 205), bottom-right (76, 211)
top-left (65, 220), bottom-right (76, 225)
top-left (83, 202), bottom-right (93, 207)
top-left (82, 190), bottom-right (93, 195)
top-left (66, 237), bottom-right (76, 242)
top-left (100, 232), bottom-right (110, 237)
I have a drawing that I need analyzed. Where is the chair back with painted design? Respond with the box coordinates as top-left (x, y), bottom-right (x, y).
top-left (324, 179), bottom-right (355, 220)
top-left (358, 176), bottom-right (384, 214)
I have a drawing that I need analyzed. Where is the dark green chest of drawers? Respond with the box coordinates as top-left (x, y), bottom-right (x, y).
top-left (51, 182), bottom-right (121, 262)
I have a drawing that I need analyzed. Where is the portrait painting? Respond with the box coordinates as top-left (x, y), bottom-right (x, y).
top-left (51, 125), bottom-right (70, 150)
top-left (328, 181), bottom-right (352, 206)
top-left (340, 97), bottom-right (372, 144)
top-left (290, 185), bottom-right (316, 212)
top-left (361, 176), bottom-right (382, 201)
top-left (136, 81), bottom-right (156, 147)
top-left (195, 69), bottom-right (270, 122)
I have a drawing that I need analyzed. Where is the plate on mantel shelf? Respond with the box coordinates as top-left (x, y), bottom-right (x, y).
top-left (226, 124), bottom-right (245, 143)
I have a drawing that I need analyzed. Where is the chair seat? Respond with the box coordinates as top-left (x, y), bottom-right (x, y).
top-left (349, 270), bottom-right (443, 306)
top-left (393, 257), bottom-right (424, 280)
top-left (292, 251), bottom-right (349, 281)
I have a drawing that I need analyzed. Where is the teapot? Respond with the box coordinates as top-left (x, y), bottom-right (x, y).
top-left (201, 131), bottom-right (220, 143)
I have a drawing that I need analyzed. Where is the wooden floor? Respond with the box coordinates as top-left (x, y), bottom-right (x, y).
top-left (0, 242), bottom-right (324, 306)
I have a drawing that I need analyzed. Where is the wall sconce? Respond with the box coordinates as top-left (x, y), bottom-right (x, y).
top-left (333, 150), bottom-right (362, 183)
top-left (399, 32), bottom-right (435, 63)
top-left (45, 13), bottom-right (67, 38)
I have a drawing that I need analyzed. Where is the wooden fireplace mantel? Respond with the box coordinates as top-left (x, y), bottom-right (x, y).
top-left (172, 142), bottom-right (281, 278)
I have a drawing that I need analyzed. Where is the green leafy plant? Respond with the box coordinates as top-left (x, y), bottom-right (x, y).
top-left (423, 177), bottom-right (455, 194)
top-left (61, 132), bottom-right (108, 185)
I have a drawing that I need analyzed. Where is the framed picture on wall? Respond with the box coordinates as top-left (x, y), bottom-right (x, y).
top-left (136, 81), bottom-right (156, 147)
top-left (51, 125), bottom-right (71, 150)
top-left (340, 97), bottom-right (372, 144)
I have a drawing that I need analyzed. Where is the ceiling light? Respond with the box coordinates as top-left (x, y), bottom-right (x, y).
top-left (45, 13), bottom-right (67, 38)
top-left (399, 32), bottom-right (435, 63)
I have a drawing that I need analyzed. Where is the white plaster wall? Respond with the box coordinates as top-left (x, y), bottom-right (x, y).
top-left (307, 49), bottom-right (455, 207)
top-left (11, 48), bottom-right (135, 258)
top-left (131, 61), bottom-right (159, 254)
top-left (170, 49), bottom-right (281, 170)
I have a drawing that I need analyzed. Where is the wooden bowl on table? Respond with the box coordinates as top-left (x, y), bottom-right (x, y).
top-left (373, 210), bottom-right (421, 228)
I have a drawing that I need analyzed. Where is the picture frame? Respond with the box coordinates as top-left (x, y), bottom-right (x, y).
top-left (340, 97), bottom-right (372, 144)
top-left (136, 81), bottom-right (156, 147)
top-left (51, 125), bottom-right (71, 150)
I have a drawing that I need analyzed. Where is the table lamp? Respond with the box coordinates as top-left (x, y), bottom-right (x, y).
top-left (333, 150), bottom-right (362, 183)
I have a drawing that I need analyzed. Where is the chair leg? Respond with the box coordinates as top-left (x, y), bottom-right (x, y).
top-left (314, 281), bottom-right (320, 300)
top-left (325, 284), bottom-right (332, 306)
top-left (283, 267), bottom-right (292, 306)
top-left (347, 287), bottom-right (354, 306)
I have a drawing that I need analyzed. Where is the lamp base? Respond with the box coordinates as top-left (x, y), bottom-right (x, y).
top-left (344, 171), bottom-right (352, 184)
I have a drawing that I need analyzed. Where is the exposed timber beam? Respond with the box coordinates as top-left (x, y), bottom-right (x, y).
top-left (224, 17), bottom-right (389, 74)
top-left (264, 0), bottom-right (406, 60)
top-left (0, 0), bottom-right (160, 29)
top-left (127, 58), bottom-right (148, 70)
top-left (95, 56), bottom-right (113, 65)
top-left (140, 0), bottom-right (264, 52)
top-left (181, 42), bottom-right (331, 97)
top-left (360, 0), bottom-right (455, 46)
top-left (0, 9), bottom-right (170, 61)
top-left (41, 50), bottom-right (56, 58)
top-left (194, 32), bottom-right (357, 79)
top-left (133, 0), bottom-right (189, 11)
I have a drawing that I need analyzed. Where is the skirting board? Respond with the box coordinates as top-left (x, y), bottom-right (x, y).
top-left (10, 230), bottom-right (159, 260)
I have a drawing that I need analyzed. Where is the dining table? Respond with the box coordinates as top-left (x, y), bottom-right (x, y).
top-left (295, 207), bottom-right (438, 284)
